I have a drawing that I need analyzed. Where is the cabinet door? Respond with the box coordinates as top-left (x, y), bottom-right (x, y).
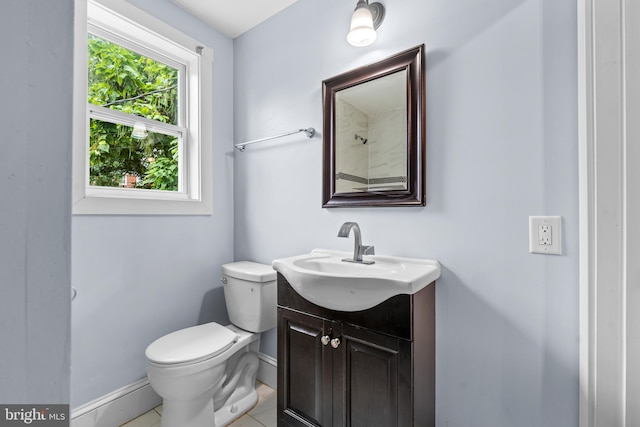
top-left (332, 323), bottom-right (411, 427)
top-left (278, 308), bottom-right (333, 427)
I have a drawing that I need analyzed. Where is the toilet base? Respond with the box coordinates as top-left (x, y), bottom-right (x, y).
top-left (160, 394), bottom-right (215, 427)
top-left (214, 389), bottom-right (258, 426)
top-left (159, 389), bottom-right (258, 427)
top-left (213, 349), bottom-right (260, 425)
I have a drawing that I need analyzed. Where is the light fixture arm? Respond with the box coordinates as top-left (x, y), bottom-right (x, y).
top-left (368, 2), bottom-right (385, 30)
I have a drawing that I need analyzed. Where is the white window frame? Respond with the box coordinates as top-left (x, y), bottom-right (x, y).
top-left (73, 0), bottom-right (213, 215)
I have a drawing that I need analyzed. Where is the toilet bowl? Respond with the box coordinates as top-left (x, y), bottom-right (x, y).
top-left (145, 261), bottom-right (276, 427)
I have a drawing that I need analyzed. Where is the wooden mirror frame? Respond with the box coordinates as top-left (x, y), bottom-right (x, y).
top-left (322, 45), bottom-right (425, 208)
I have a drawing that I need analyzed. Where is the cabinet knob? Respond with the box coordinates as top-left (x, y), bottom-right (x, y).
top-left (330, 337), bottom-right (341, 349)
top-left (321, 335), bottom-right (331, 346)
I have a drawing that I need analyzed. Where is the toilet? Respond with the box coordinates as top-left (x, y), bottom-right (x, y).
top-left (145, 261), bottom-right (276, 427)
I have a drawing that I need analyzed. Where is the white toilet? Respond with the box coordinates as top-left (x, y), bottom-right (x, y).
top-left (145, 261), bottom-right (276, 427)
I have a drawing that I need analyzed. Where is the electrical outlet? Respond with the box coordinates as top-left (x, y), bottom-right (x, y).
top-left (538, 225), bottom-right (552, 245)
top-left (529, 216), bottom-right (562, 255)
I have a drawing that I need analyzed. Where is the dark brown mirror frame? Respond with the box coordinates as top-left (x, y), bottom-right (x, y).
top-left (322, 44), bottom-right (426, 208)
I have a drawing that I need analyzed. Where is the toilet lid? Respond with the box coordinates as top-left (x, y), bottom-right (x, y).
top-left (145, 322), bottom-right (238, 365)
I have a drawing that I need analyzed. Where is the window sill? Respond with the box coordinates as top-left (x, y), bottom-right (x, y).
top-left (72, 193), bottom-right (212, 215)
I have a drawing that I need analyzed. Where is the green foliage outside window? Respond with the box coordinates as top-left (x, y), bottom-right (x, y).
top-left (88, 35), bottom-right (179, 191)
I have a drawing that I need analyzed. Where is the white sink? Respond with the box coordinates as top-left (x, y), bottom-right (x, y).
top-left (272, 249), bottom-right (441, 311)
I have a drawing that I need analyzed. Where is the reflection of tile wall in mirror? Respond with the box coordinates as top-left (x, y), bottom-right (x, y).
top-left (335, 97), bottom-right (407, 193)
top-left (368, 108), bottom-right (407, 188)
top-left (335, 98), bottom-right (369, 193)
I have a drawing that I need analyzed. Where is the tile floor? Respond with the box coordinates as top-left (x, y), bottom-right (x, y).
top-left (120, 382), bottom-right (276, 427)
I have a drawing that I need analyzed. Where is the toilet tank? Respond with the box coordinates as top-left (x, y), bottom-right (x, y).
top-left (221, 261), bottom-right (277, 333)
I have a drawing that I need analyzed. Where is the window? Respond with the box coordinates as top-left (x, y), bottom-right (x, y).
top-left (73, 0), bottom-right (212, 214)
top-left (87, 33), bottom-right (181, 192)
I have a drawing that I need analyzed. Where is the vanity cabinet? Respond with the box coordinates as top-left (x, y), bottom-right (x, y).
top-left (276, 273), bottom-right (435, 427)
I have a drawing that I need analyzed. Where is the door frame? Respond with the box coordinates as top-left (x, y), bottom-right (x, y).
top-left (578, 0), bottom-right (639, 425)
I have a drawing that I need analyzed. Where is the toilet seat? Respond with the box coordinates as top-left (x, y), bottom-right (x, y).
top-left (146, 322), bottom-right (238, 366)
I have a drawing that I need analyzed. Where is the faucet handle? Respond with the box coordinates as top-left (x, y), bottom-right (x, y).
top-left (362, 245), bottom-right (375, 255)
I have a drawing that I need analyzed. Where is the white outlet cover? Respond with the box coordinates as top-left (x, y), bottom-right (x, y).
top-left (529, 216), bottom-right (562, 255)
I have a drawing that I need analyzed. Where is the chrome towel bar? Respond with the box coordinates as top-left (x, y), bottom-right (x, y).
top-left (235, 127), bottom-right (315, 151)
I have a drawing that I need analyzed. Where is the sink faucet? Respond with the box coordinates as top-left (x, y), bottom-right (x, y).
top-left (337, 222), bottom-right (375, 264)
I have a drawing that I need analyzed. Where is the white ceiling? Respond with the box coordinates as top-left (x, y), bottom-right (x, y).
top-left (169, 0), bottom-right (300, 39)
top-left (339, 70), bottom-right (407, 116)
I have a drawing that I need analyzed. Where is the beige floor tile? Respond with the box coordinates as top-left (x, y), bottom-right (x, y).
top-left (120, 409), bottom-right (161, 427)
top-left (248, 393), bottom-right (276, 427)
top-left (255, 382), bottom-right (276, 405)
top-left (153, 405), bottom-right (163, 416)
top-left (226, 414), bottom-right (264, 427)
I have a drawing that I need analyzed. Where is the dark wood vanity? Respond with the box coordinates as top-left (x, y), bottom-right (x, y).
top-left (277, 273), bottom-right (435, 427)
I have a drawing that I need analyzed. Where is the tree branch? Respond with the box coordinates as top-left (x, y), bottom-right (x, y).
top-left (101, 85), bottom-right (177, 107)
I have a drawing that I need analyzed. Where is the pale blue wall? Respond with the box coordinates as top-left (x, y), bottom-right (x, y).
top-left (0, 0), bottom-right (72, 404)
top-left (71, 0), bottom-right (236, 408)
top-left (233, 0), bottom-right (578, 426)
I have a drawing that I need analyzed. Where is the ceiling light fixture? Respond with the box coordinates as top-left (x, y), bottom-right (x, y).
top-left (347, 0), bottom-right (385, 47)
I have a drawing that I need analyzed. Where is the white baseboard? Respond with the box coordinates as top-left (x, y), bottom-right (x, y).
top-left (257, 352), bottom-right (277, 389)
top-left (71, 378), bottom-right (161, 427)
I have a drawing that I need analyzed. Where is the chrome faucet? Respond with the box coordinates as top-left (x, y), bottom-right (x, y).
top-left (337, 222), bottom-right (375, 264)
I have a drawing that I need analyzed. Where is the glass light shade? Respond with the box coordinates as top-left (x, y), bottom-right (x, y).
top-left (131, 122), bottom-right (148, 139)
top-left (347, 3), bottom-right (377, 47)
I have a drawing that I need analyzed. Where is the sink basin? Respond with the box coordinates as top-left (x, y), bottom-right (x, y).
top-left (272, 249), bottom-right (440, 311)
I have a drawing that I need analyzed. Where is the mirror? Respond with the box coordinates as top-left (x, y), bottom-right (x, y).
top-left (322, 45), bottom-right (425, 207)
